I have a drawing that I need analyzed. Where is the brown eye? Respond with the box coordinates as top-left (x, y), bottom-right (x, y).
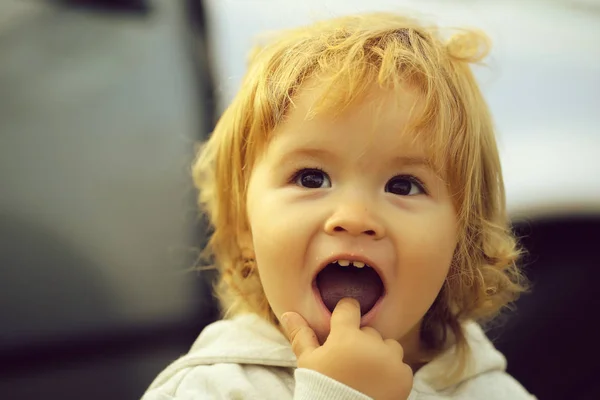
top-left (294, 169), bottom-right (331, 189)
top-left (385, 176), bottom-right (426, 196)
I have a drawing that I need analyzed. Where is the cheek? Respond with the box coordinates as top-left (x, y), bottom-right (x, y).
top-left (250, 211), bottom-right (304, 266)
top-left (249, 207), bottom-right (311, 294)
top-left (251, 234), bottom-right (295, 316)
top-left (394, 226), bottom-right (456, 324)
top-left (400, 246), bottom-right (453, 288)
top-left (398, 214), bottom-right (457, 283)
top-left (249, 191), bottom-right (323, 261)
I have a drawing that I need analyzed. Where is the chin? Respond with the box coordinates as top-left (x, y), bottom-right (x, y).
top-left (306, 315), bottom-right (331, 345)
top-left (314, 327), bottom-right (331, 345)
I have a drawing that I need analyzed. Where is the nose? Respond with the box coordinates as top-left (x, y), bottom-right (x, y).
top-left (324, 201), bottom-right (386, 239)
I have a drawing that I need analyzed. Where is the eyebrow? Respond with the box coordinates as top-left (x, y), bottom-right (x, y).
top-left (388, 155), bottom-right (433, 169)
top-left (271, 147), bottom-right (338, 167)
top-left (272, 147), bottom-right (433, 172)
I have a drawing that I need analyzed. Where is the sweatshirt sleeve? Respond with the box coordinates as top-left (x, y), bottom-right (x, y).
top-left (293, 368), bottom-right (372, 400)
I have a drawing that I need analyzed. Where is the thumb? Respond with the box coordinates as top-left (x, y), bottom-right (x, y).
top-left (280, 312), bottom-right (320, 360)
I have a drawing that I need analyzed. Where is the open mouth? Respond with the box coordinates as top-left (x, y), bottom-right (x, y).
top-left (316, 260), bottom-right (385, 316)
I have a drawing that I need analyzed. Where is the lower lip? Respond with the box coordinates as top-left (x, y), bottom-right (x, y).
top-left (311, 280), bottom-right (385, 327)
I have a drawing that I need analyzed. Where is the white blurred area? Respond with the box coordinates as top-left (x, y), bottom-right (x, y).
top-left (203, 0), bottom-right (600, 220)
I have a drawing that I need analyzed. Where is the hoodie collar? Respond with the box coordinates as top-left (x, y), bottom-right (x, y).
top-left (185, 313), bottom-right (297, 368)
top-left (169, 314), bottom-right (507, 392)
top-left (412, 320), bottom-right (508, 393)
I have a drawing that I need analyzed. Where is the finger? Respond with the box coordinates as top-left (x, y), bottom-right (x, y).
top-left (280, 312), bottom-right (319, 359)
top-left (330, 297), bottom-right (361, 334)
top-left (384, 338), bottom-right (405, 358)
top-left (360, 326), bottom-right (383, 339)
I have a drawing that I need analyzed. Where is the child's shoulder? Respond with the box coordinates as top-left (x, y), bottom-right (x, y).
top-left (142, 313), bottom-right (297, 399)
top-left (413, 321), bottom-right (535, 399)
top-left (187, 313), bottom-right (295, 363)
top-left (452, 369), bottom-right (536, 400)
top-left (141, 362), bottom-right (294, 400)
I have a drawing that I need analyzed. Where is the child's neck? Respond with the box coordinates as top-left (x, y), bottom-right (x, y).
top-left (400, 321), bottom-right (427, 372)
top-left (403, 320), bottom-right (457, 373)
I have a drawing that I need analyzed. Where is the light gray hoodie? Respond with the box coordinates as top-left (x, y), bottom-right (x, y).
top-left (142, 313), bottom-right (535, 399)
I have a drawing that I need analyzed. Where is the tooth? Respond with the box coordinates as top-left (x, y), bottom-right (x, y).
top-left (337, 260), bottom-right (350, 266)
top-left (353, 261), bottom-right (365, 268)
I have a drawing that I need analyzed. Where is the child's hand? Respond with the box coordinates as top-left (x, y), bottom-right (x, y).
top-left (281, 298), bottom-right (413, 400)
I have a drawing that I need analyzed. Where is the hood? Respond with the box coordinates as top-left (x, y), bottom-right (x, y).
top-left (186, 313), bottom-right (296, 367)
top-left (149, 314), bottom-right (506, 393)
top-left (413, 321), bottom-right (508, 393)
top-left (147, 314), bottom-right (296, 390)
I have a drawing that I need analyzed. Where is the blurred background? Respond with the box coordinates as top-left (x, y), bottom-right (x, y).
top-left (0, 1), bottom-right (598, 399)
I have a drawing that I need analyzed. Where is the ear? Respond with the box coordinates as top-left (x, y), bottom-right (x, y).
top-left (237, 229), bottom-right (256, 278)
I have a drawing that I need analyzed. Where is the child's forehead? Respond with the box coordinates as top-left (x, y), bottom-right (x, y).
top-left (269, 78), bottom-right (436, 160)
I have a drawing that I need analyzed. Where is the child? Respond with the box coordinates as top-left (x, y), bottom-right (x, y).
top-left (142, 12), bottom-right (534, 400)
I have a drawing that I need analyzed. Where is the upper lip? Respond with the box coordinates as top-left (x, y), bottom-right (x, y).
top-left (313, 253), bottom-right (388, 292)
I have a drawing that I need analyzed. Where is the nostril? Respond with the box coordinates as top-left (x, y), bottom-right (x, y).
top-left (332, 226), bottom-right (378, 236)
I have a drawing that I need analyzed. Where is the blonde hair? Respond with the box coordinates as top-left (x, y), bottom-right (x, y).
top-left (193, 12), bottom-right (527, 378)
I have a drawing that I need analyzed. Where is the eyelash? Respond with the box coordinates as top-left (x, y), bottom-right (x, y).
top-left (290, 166), bottom-right (325, 177)
top-left (289, 168), bottom-right (428, 195)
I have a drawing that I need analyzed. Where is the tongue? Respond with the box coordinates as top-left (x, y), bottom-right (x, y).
top-left (316, 264), bottom-right (384, 316)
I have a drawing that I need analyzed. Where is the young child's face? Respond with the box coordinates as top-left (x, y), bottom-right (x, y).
top-left (244, 82), bottom-right (458, 353)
